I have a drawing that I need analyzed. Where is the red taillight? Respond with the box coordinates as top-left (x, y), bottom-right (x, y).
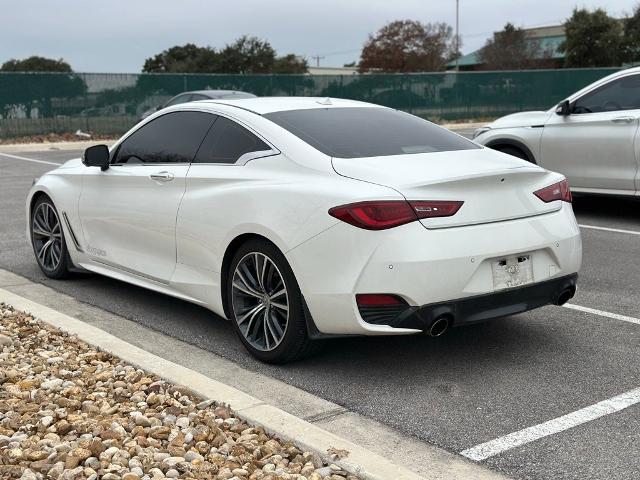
top-left (534, 179), bottom-right (572, 203)
top-left (328, 200), bottom-right (464, 230)
top-left (356, 294), bottom-right (405, 307)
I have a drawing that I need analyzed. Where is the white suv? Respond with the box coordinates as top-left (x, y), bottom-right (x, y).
top-left (474, 67), bottom-right (640, 196)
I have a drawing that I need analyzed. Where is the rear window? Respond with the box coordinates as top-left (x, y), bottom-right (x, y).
top-left (264, 107), bottom-right (478, 158)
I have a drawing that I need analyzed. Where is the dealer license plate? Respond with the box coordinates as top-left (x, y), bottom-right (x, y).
top-left (491, 254), bottom-right (534, 290)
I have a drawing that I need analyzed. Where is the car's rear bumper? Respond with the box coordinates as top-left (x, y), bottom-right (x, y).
top-left (362, 273), bottom-right (577, 331)
top-left (286, 203), bottom-right (582, 336)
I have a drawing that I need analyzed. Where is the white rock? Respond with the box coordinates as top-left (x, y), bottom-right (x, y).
top-left (175, 417), bottom-right (189, 429)
top-left (102, 446), bottom-right (120, 460)
top-left (153, 452), bottom-right (170, 462)
top-left (41, 378), bottom-right (63, 390)
top-left (40, 415), bottom-right (54, 427)
top-left (20, 469), bottom-right (37, 480)
top-left (134, 415), bottom-right (151, 427)
top-left (184, 451), bottom-right (203, 463)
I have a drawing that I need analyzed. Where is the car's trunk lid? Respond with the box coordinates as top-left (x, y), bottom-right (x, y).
top-left (332, 149), bottom-right (561, 229)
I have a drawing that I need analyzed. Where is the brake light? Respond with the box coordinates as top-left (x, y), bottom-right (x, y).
top-left (534, 179), bottom-right (572, 203)
top-left (328, 200), bottom-right (464, 230)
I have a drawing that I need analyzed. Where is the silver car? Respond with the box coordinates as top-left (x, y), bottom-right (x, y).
top-left (474, 67), bottom-right (640, 197)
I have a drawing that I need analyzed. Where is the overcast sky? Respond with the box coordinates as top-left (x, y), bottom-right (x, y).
top-left (1, 0), bottom-right (635, 72)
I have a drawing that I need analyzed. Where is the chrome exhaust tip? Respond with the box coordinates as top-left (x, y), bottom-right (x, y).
top-left (428, 316), bottom-right (450, 337)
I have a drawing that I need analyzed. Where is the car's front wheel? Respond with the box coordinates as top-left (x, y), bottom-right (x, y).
top-left (31, 196), bottom-right (72, 279)
top-left (227, 239), bottom-right (317, 363)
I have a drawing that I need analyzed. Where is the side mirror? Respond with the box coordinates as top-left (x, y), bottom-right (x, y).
top-left (82, 144), bottom-right (110, 171)
top-left (555, 100), bottom-right (571, 116)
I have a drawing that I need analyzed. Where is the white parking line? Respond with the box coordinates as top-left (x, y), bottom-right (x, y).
top-left (461, 386), bottom-right (640, 461)
top-left (578, 224), bottom-right (640, 236)
top-left (0, 152), bottom-right (61, 166)
top-left (564, 303), bottom-right (640, 326)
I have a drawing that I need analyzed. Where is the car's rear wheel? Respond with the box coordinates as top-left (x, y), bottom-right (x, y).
top-left (494, 145), bottom-right (530, 162)
top-left (228, 239), bottom-right (317, 363)
top-left (31, 196), bottom-right (71, 279)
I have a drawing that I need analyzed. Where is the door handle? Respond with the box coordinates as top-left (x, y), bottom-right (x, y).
top-left (611, 116), bottom-right (636, 124)
top-left (149, 171), bottom-right (174, 182)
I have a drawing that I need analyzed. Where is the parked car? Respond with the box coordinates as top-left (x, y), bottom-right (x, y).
top-left (474, 67), bottom-right (640, 197)
top-left (139, 89), bottom-right (256, 120)
top-left (27, 97), bottom-right (581, 363)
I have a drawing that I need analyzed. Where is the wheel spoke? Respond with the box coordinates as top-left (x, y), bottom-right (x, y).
top-left (263, 310), bottom-right (271, 349)
top-left (271, 301), bottom-right (289, 312)
top-left (34, 214), bottom-right (50, 235)
top-left (32, 225), bottom-right (49, 237)
top-left (237, 303), bottom-right (265, 326)
top-left (239, 262), bottom-right (261, 291)
top-left (37, 239), bottom-right (52, 265)
top-left (255, 253), bottom-right (268, 291)
top-left (269, 288), bottom-right (286, 300)
top-left (50, 242), bottom-right (60, 267)
top-left (233, 277), bottom-right (262, 299)
top-left (267, 311), bottom-right (284, 340)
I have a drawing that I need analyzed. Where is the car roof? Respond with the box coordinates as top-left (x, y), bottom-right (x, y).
top-left (196, 96), bottom-right (380, 115)
top-left (191, 89), bottom-right (255, 97)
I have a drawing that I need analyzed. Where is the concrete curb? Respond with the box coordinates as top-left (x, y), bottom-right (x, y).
top-left (0, 287), bottom-right (423, 480)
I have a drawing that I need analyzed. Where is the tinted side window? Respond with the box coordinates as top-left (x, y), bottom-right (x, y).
top-left (114, 112), bottom-right (215, 164)
top-left (190, 94), bottom-right (209, 101)
top-left (194, 116), bottom-right (270, 164)
top-left (573, 75), bottom-right (640, 114)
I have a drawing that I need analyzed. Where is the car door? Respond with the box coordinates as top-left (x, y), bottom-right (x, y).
top-left (79, 111), bottom-right (215, 282)
top-left (540, 73), bottom-right (640, 194)
top-left (177, 115), bottom-right (277, 278)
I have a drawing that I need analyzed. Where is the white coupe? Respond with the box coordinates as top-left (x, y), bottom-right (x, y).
top-left (27, 97), bottom-right (582, 363)
top-left (474, 67), bottom-right (640, 197)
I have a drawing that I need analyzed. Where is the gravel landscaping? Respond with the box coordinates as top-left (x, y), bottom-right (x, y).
top-left (0, 304), bottom-right (357, 480)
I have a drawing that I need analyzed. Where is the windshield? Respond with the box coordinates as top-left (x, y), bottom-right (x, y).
top-left (264, 107), bottom-right (478, 158)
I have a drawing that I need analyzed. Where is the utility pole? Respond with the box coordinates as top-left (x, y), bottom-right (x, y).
top-left (311, 55), bottom-right (325, 67)
top-left (455, 0), bottom-right (460, 72)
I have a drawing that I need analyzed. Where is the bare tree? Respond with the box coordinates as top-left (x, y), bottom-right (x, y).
top-left (359, 20), bottom-right (456, 73)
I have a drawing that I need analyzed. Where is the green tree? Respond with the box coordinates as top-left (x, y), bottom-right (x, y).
top-left (623, 4), bottom-right (640, 63)
top-left (142, 44), bottom-right (220, 73)
top-left (1, 56), bottom-right (72, 72)
top-left (561, 8), bottom-right (625, 67)
top-left (478, 23), bottom-right (552, 70)
top-left (359, 20), bottom-right (456, 73)
top-left (219, 36), bottom-right (276, 74)
top-left (272, 54), bottom-right (308, 74)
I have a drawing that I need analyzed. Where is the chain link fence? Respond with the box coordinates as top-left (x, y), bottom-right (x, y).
top-left (0, 68), bottom-right (621, 138)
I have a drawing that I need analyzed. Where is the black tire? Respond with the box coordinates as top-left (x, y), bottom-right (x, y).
top-left (494, 145), bottom-right (531, 162)
top-left (30, 196), bottom-right (72, 279)
top-left (227, 238), bottom-right (318, 363)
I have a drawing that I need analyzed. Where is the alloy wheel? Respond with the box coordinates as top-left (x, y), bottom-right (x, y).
top-left (231, 252), bottom-right (289, 352)
top-left (32, 202), bottom-right (63, 272)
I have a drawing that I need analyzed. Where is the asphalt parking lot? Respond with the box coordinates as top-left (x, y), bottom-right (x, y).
top-left (1, 147), bottom-right (639, 480)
